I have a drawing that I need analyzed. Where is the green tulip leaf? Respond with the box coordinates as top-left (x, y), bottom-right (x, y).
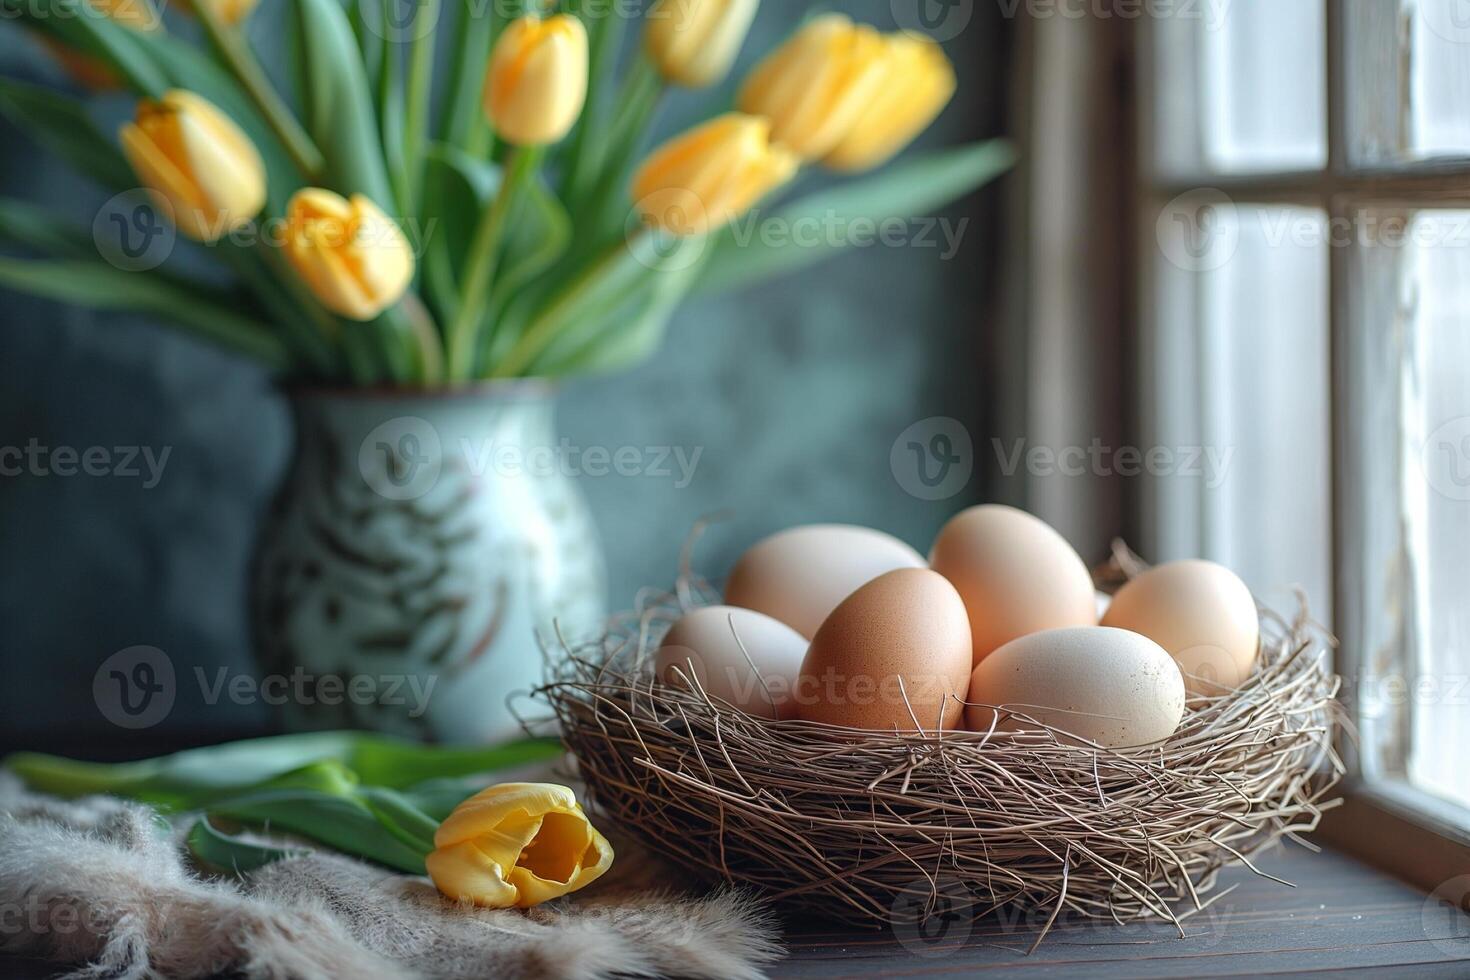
top-left (440, 0), bottom-right (496, 148)
top-left (490, 174), bottom-right (573, 317)
top-left (0, 256), bottom-right (289, 368)
top-left (10, 0), bottom-right (168, 96)
top-left (206, 788), bottom-right (431, 874)
top-left (0, 79), bottom-right (134, 191)
top-left (538, 237), bottom-right (709, 377)
top-left (187, 818), bottom-right (308, 877)
top-left (294, 0), bottom-right (394, 208)
top-left (422, 143), bottom-right (502, 322)
top-left (698, 139), bottom-right (1016, 295)
top-left (0, 198), bottom-right (101, 259)
top-left (3, 733), bottom-right (562, 811)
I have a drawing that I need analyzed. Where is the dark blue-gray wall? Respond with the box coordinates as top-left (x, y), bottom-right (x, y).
top-left (0, 1), bottom-right (1008, 744)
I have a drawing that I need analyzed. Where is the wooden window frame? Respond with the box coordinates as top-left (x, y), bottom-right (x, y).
top-left (1130, 0), bottom-right (1470, 892)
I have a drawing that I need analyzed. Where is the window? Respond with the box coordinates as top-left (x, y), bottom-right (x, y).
top-left (1138, 0), bottom-right (1470, 855)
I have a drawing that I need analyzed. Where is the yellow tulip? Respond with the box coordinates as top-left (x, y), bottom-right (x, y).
top-left (483, 15), bottom-right (589, 147)
top-left (38, 0), bottom-right (159, 90)
top-left (645, 0), bottom-right (760, 88)
top-left (631, 113), bottom-right (797, 237)
top-left (283, 189), bottom-right (416, 322)
top-left (177, 0), bottom-right (261, 25)
top-left (119, 90), bottom-right (266, 243)
top-left (426, 783), bottom-right (613, 909)
top-left (736, 13), bottom-right (889, 161)
top-left (823, 32), bottom-right (956, 172)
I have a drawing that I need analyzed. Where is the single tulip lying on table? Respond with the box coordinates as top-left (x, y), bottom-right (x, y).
top-left (0, 0), bottom-right (1012, 385)
top-left (5, 733), bottom-right (613, 909)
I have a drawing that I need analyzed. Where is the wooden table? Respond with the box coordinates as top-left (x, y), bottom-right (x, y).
top-left (771, 845), bottom-right (1470, 978)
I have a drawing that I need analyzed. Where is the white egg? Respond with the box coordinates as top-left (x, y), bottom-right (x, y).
top-left (724, 524), bottom-right (926, 639)
top-left (965, 626), bottom-right (1185, 749)
top-left (655, 606), bottom-right (808, 719)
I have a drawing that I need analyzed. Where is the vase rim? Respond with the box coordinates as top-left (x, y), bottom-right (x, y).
top-left (280, 379), bottom-right (557, 402)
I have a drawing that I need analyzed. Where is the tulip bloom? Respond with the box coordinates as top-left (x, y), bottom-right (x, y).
top-left (631, 113), bottom-right (797, 237)
top-left (737, 14), bottom-right (889, 161)
top-left (645, 0), bottom-right (759, 88)
top-left (824, 32), bottom-right (957, 172)
top-left (483, 15), bottom-right (589, 147)
top-left (119, 90), bottom-right (266, 242)
top-left (426, 783), bottom-right (613, 909)
top-left (283, 189), bottom-right (415, 321)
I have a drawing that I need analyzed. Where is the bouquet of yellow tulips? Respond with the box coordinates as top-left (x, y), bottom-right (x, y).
top-left (0, 0), bottom-right (1011, 386)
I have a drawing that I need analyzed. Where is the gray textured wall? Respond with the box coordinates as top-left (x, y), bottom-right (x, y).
top-left (0, 1), bottom-right (1007, 742)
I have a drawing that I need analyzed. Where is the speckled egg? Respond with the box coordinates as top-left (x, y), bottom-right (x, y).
top-left (965, 626), bottom-right (1186, 748)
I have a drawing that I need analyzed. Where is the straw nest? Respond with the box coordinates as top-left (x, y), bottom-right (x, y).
top-left (539, 538), bottom-right (1344, 939)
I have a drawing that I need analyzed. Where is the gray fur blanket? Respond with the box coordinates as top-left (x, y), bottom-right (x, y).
top-left (0, 774), bottom-right (782, 979)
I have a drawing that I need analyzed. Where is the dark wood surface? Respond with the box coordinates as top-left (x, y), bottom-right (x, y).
top-left (769, 844), bottom-right (1470, 978)
top-left (4, 843), bottom-right (1466, 978)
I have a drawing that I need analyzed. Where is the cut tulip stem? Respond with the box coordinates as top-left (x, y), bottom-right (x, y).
top-left (402, 0), bottom-right (440, 214)
top-left (492, 228), bottom-right (650, 379)
top-left (447, 145), bottom-right (542, 381)
top-left (193, 1), bottom-right (325, 181)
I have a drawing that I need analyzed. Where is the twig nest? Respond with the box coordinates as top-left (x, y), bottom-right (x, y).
top-left (541, 548), bottom-right (1343, 933)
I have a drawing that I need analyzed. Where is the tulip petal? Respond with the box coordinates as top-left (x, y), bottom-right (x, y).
top-left (425, 840), bottom-right (519, 908)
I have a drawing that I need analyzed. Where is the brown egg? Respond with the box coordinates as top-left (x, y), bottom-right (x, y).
top-left (796, 568), bottom-right (972, 732)
top-left (724, 524), bottom-right (926, 639)
top-left (929, 505), bottom-right (1097, 666)
top-left (1101, 559), bottom-right (1260, 696)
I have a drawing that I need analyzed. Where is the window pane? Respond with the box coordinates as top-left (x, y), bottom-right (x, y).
top-left (1344, 0), bottom-right (1470, 164)
top-left (1201, 0), bottom-right (1327, 172)
top-left (1146, 201), bottom-right (1333, 617)
top-left (1345, 209), bottom-right (1470, 815)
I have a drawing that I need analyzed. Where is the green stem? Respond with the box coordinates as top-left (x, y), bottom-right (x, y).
top-left (192, 1), bottom-right (325, 181)
top-left (560, 0), bottom-right (626, 205)
top-left (578, 58), bottom-right (665, 248)
top-left (233, 240), bottom-right (339, 378)
top-left (252, 236), bottom-right (351, 381)
top-left (492, 230), bottom-right (648, 379)
top-left (402, 0), bottom-right (440, 214)
top-left (447, 146), bottom-right (540, 381)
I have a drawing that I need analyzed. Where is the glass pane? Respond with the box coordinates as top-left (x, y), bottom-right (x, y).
top-left (1345, 209), bottom-right (1470, 816)
top-left (1201, 0), bottom-right (1328, 172)
top-left (1146, 201), bottom-right (1333, 617)
top-left (1403, 212), bottom-right (1470, 810)
top-left (1344, 0), bottom-right (1470, 164)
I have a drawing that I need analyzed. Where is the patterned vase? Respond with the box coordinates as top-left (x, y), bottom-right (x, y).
top-left (250, 383), bottom-right (607, 742)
